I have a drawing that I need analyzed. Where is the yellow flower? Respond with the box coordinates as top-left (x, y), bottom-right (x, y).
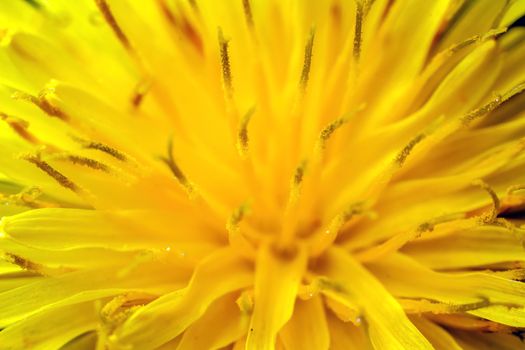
top-left (1, 0), bottom-right (525, 349)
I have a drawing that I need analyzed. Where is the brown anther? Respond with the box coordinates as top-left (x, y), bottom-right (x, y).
top-left (300, 28), bottom-right (315, 90)
top-left (94, 0), bottom-right (132, 50)
top-left (353, 0), bottom-right (364, 62)
top-left (0, 112), bottom-right (39, 144)
top-left (242, 0), bottom-right (254, 30)
top-left (237, 107), bottom-right (255, 156)
top-left (73, 137), bottom-right (128, 162)
top-left (5, 253), bottom-right (43, 274)
top-left (22, 155), bottom-right (81, 193)
top-left (218, 28), bottom-right (233, 96)
top-left (395, 133), bottom-right (426, 166)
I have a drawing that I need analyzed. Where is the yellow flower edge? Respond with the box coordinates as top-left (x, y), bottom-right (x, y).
top-left (0, 0), bottom-right (525, 349)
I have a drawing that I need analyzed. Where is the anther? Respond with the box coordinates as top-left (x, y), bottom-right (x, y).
top-left (158, 0), bottom-right (204, 55)
top-left (0, 112), bottom-right (39, 144)
top-left (131, 79), bottom-right (151, 108)
top-left (12, 84), bottom-right (69, 121)
top-left (353, 0), bottom-right (364, 62)
top-left (460, 81), bottom-right (525, 126)
top-left (507, 184), bottom-right (525, 195)
top-left (237, 107), bottom-right (255, 157)
top-left (227, 203), bottom-right (255, 258)
top-left (315, 106), bottom-right (365, 153)
top-left (473, 179), bottom-right (500, 223)
top-left (242, 0), bottom-right (254, 30)
top-left (236, 290), bottom-right (254, 314)
top-left (187, 0), bottom-right (199, 13)
top-left (94, 0), bottom-right (132, 50)
top-left (318, 117), bottom-right (348, 151)
top-left (293, 160), bottom-right (308, 187)
top-left (160, 138), bottom-right (194, 194)
top-left (460, 96), bottom-right (502, 126)
top-left (218, 28), bottom-right (233, 97)
top-left (22, 154), bottom-right (82, 193)
top-left (60, 155), bottom-right (111, 173)
top-left (73, 137), bottom-right (128, 162)
top-left (4, 253), bottom-right (43, 274)
top-left (308, 202), bottom-right (366, 257)
top-left (300, 28), bottom-right (315, 90)
top-left (395, 133), bottom-right (426, 166)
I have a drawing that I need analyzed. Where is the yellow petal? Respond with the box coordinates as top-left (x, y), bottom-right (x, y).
top-left (246, 243), bottom-right (307, 350)
top-left (114, 248), bottom-right (253, 349)
top-left (368, 252), bottom-right (525, 326)
top-left (0, 262), bottom-right (184, 327)
top-left (410, 315), bottom-right (462, 350)
top-left (326, 313), bottom-right (372, 350)
top-left (316, 247), bottom-right (433, 350)
top-left (403, 226), bottom-right (525, 269)
top-left (279, 296), bottom-right (329, 350)
top-left (0, 302), bottom-right (97, 350)
top-left (176, 293), bottom-right (248, 350)
top-left (453, 329), bottom-right (525, 350)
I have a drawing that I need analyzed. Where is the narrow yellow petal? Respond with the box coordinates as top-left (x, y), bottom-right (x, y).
top-left (326, 313), bottom-right (373, 350)
top-left (279, 296), bottom-right (329, 350)
top-left (317, 247), bottom-right (433, 350)
top-left (177, 293), bottom-right (248, 350)
top-left (114, 248), bottom-right (252, 349)
top-left (0, 302), bottom-right (97, 350)
top-left (246, 243), bottom-right (307, 350)
top-left (410, 315), bottom-right (462, 350)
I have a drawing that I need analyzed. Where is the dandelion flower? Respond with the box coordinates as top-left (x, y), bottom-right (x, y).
top-left (1, 0), bottom-right (525, 349)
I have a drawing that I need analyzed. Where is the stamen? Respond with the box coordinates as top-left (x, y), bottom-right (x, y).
top-left (73, 137), bottom-right (128, 162)
top-left (227, 203), bottom-right (255, 258)
top-left (12, 85), bottom-right (69, 121)
top-left (160, 138), bottom-right (194, 194)
top-left (4, 253), bottom-right (43, 274)
top-left (401, 297), bottom-right (491, 314)
top-left (353, 0), bottom-right (364, 62)
top-left (236, 289), bottom-right (254, 314)
top-left (395, 133), bottom-right (426, 166)
top-left (300, 28), bottom-right (315, 90)
top-left (94, 0), bottom-right (132, 50)
top-left (317, 117), bottom-right (348, 151)
top-left (473, 179), bottom-right (500, 223)
top-left (218, 28), bottom-right (233, 97)
top-left (131, 79), bottom-right (151, 108)
top-left (22, 155), bottom-right (82, 193)
top-left (363, 0), bottom-right (377, 16)
top-left (325, 297), bottom-right (362, 325)
top-left (158, 0), bottom-right (204, 55)
top-left (187, 0), bottom-right (199, 13)
top-left (356, 212), bottom-right (465, 262)
top-left (237, 106), bottom-right (255, 157)
top-left (279, 160), bottom-right (309, 246)
top-left (59, 155), bottom-right (111, 173)
top-left (508, 184), bottom-right (525, 195)
top-left (0, 112), bottom-right (39, 144)
top-left (10, 186), bottom-right (50, 209)
top-left (22, 0), bottom-right (42, 9)
top-left (315, 105), bottom-right (365, 153)
top-left (449, 28), bottom-right (507, 54)
top-left (293, 160), bottom-right (308, 188)
top-left (460, 81), bottom-right (525, 126)
top-left (242, 0), bottom-right (254, 30)
top-left (308, 202), bottom-right (367, 257)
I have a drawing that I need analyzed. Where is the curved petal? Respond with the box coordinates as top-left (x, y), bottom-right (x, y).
top-left (279, 296), bottom-right (329, 350)
top-left (246, 243), bottom-right (307, 350)
top-left (316, 247), bottom-right (432, 350)
top-left (113, 248), bottom-right (253, 349)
